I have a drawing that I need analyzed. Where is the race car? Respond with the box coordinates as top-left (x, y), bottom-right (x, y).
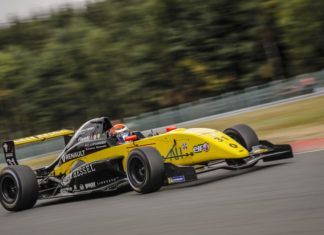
top-left (0, 117), bottom-right (293, 211)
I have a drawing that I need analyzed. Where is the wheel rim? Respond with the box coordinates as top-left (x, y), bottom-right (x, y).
top-left (1, 175), bottom-right (18, 204)
top-left (129, 156), bottom-right (147, 186)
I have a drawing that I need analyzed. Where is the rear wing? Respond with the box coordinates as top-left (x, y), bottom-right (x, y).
top-left (2, 129), bottom-right (74, 166)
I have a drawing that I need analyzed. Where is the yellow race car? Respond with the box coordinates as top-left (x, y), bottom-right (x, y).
top-left (0, 117), bottom-right (293, 211)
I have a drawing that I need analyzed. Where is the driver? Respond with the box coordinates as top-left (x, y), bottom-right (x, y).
top-left (109, 123), bottom-right (131, 144)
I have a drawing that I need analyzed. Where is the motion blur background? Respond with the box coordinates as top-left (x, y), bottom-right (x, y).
top-left (0, 0), bottom-right (324, 140)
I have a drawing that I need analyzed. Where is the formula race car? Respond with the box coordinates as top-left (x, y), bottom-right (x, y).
top-left (0, 117), bottom-right (293, 211)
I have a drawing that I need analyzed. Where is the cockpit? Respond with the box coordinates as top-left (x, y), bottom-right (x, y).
top-left (65, 117), bottom-right (113, 150)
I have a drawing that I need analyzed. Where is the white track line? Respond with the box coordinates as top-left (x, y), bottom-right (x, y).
top-left (295, 148), bottom-right (324, 155)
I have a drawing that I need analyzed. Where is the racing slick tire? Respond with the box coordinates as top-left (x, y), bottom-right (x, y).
top-left (127, 147), bottom-right (165, 194)
top-left (0, 165), bottom-right (38, 211)
top-left (224, 124), bottom-right (259, 151)
top-left (224, 124), bottom-right (259, 167)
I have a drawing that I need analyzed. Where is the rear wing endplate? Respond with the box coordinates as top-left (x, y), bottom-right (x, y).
top-left (2, 129), bottom-right (74, 166)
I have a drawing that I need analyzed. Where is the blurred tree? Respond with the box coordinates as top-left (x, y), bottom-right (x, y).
top-left (0, 0), bottom-right (323, 139)
top-left (276, 0), bottom-right (324, 74)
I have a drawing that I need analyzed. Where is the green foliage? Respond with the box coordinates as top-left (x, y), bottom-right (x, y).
top-left (0, 0), bottom-right (323, 138)
top-left (275, 0), bottom-right (324, 74)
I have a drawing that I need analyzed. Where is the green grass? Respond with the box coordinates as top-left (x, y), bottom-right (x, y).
top-left (185, 95), bottom-right (324, 143)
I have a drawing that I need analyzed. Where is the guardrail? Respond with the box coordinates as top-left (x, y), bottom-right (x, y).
top-left (124, 69), bottom-right (324, 130)
top-left (1, 69), bottom-right (323, 164)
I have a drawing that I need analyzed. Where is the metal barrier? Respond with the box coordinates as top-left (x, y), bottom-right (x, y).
top-left (1, 69), bottom-right (323, 164)
top-left (124, 69), bottom-right (324, 130)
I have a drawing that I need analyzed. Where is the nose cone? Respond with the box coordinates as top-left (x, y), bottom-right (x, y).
top-left (187, 128), bottom-right (249, 159)
top-left (223, 141), bottom-right (249, 158)
top-left (212, 133), bottom-right (249, 158)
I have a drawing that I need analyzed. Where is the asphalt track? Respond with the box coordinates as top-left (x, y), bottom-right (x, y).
top-left (0, 150), bottom-right (324, 235)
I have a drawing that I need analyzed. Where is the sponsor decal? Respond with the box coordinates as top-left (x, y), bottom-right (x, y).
top-left (84, 182), bottom-right (96, 189)
top-left (85, 140), bottom-right (107, 151)
top-left (164, 140), bottom-right (194, 161)
top-left (251, 146), bottom-right (268, 154)
top-left (85, 140), bottom-right (107, 147)
top-left (79, 184), bottom-right (85, 190)
top-left (79, 127), bottom-right (95, 134)
top-left (95, 144), bottom-right (107, 150)
top-left (62, 175), bottom-right (72, 186)
top-left (72, 164), bottom-right (96, 178)
top-left (213, 137), bottom-right (223, 142)
top-left (85, 146), bottom-right (96, 151)
top-left (96, 177), bottom-right (119, 186)
top-left (229, 143), bottom-right (238, 148)
top-left (62, 150), bottom-right (85, 163)
top-left (165, 146), bottom-right (191, 161)
top-left (65, 187), bottom-right (73, 192)
top-left (213, 136), bottom-right (229, 142)
top-left (182, 143), bottom-right (188, 150)
top-left (193, 143), bottom-right (210, 153)
top-left (3, 143), bottom-right (8, 152)
top-left (203, 143), bottom-right (210, 152)
top-left (6, 158), bottom-right (17, 165)
top-left (13, 130), bottom-right (73, 145)
top-left (168, 175), bottom-right (185, 184)
top-left (126, 143), bottom-right (156, 149)
top-left (78, 136), bottom-right (91, 142)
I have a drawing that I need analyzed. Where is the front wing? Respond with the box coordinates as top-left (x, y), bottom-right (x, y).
top-left (165, 140), bottom-right (293, 184)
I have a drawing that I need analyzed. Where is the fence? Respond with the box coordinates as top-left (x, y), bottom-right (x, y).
top-left (124, 69), bottom-right (324, 130)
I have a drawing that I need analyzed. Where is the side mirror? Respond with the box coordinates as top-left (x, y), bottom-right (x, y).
top-left (125, 135), bottom-right (138, 142)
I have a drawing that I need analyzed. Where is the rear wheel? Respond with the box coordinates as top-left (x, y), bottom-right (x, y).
top-left (224, 124), bottom-right (259, 167)
top-left (126, 147), bottom-right (165, 194)
top-left (0, 165), bottom-right (38, 211)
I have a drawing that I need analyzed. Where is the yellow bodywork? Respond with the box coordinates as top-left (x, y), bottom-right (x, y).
top-left (53, 128), bottom-right (249, 177)
top-left (13, 129), bottom-right (74, 146)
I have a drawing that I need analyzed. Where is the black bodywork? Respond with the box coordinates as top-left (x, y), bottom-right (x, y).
top-left (2, 117), bottom-right (130, 200)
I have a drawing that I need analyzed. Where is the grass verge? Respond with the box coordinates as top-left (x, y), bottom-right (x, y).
top-left (184, 95), bottom-right (324, 143)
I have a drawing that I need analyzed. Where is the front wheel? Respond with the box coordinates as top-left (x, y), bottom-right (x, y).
top-left (0, 165), bottom-right (38, 211)
top-left (224, 124), bottom-right (259, 167)
top-left (126, 147), bottom-right (165, 194)
top-left (224, 124), bottom-right (259, 151)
